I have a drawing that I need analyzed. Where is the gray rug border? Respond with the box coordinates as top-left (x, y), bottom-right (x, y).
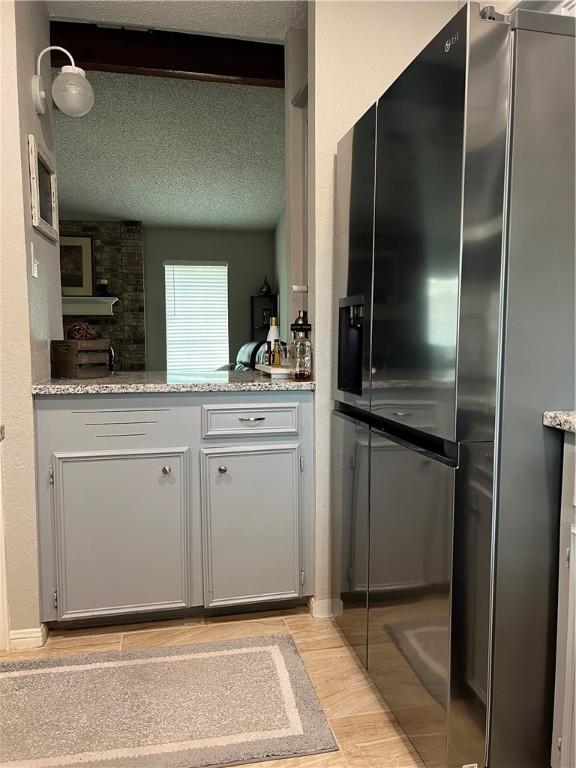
top-left (1, 633), bottom-right (338, 768)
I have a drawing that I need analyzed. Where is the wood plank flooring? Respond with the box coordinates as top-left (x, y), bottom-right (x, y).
top-left (0, 608), bottom-right (423, 768)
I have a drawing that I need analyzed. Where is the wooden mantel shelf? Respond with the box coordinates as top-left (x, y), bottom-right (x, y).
top-left (62, 296), bottom-right (118, 317)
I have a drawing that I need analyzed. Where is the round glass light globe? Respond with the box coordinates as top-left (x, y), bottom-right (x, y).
top-left (51, 66), bottom-right (94, 117)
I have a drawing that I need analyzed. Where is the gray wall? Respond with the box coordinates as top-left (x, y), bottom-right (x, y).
top-left (144, 228), bottom-right (275, 370)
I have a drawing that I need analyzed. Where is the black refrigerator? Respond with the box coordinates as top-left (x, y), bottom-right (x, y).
top-left (331, 5), bottom-right (575, 768)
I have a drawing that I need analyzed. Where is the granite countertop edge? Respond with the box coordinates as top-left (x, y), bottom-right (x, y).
top-left (543, 410), bottom-right (576, 434)
top-left (32, 372), bottom-right (316, 396)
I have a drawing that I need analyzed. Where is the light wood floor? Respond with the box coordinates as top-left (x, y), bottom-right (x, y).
top-left (0, 606), bottom-right (423, 768)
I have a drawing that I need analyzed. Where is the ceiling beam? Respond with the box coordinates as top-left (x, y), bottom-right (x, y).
top-left (49, 22), bottom-right (285, 88)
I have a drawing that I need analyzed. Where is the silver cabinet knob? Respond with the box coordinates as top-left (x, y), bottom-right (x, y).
top-left (218, 465), bottom-right (228, 474)
top-left (162, 465), bottom-right (172, 475)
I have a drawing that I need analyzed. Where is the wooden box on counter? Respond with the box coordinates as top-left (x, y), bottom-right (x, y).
top-left (50, 339), bottom-right (112, 379)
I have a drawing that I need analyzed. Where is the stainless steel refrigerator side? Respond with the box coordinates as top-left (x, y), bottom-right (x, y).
top-left (488, 19), bottom-right (575, 768)
top-left (331, 410), bottom-right (371, 666)
top-left (454, 7), bottom-right (511, 444)
top-left (447, 10), bottom-right (513, 768)
top-left (448, 442), bottom-right (496, 768)
top-left (332, 106), bottom-right (377, 414)
top-left (332, 114), bottom-right (375, 652)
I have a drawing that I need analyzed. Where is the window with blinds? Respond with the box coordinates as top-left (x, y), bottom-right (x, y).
top-left (164, 262), bottom-right (229, 372)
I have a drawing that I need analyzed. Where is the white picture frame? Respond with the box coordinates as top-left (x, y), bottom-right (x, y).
top-left (28, 134), bottom-right (59, 242)
top-left (60, 236), bottom-right (94, 296)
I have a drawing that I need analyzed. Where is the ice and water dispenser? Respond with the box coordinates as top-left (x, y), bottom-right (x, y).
top-left (337, 296), bottom-right (364, 396)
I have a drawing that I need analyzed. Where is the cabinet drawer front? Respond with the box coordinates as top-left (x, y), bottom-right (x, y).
top-left (201, 443), bottom-right (301, 607)
top-left (47, 405), bottom-right (186, 449)
top-left (202, 403), bottom-right (298, 438)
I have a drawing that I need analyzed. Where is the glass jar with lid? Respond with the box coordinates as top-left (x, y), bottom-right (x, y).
top-left (290, 310), bottom-right (312, 381)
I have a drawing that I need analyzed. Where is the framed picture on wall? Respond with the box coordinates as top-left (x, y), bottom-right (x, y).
top-left (27, 134), bottom-right (59, 242)
top-left (60, 236), bottom-right (94, 296)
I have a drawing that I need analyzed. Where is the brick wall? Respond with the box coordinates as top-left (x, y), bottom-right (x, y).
top-left (59, 221), bottom-right (145, 371)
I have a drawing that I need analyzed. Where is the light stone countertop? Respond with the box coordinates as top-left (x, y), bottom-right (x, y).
top-left (543, 410), bottom-right (576, 433)
top-left (32, 370), bottom-right (315, 396)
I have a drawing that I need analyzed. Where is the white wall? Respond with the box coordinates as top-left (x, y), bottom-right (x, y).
top-left (283, 28), bottom-right (308, 330)
top-left (274, 206), bottom-right (289, 339)
top-left (13, 2), bottom-right (63, 379)
top-left (0, 0), bottom-right (62, 635)
top-left (308, 0), bottom-right (463, 615)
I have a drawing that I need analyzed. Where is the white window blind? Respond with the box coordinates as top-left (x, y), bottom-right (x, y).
top-left (165, 262), bottom-right (229, 372)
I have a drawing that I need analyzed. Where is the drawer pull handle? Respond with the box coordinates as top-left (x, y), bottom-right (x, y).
top-left (161, 465), bottom-right (172, 475)
top-left (218, 465), bottom-right (228, 474)
top-left (393, 411), bottom-right (412, 418)
top-left (238, 416), bottom-right (266, 422)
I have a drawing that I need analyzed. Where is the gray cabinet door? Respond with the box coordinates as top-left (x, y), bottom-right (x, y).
top-left (53, 448), bottom-right (189, 620)
top-left (201, 443), bottom-right (300, 607)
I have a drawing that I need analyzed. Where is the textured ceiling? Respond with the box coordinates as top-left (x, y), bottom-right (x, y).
top-left (55, 71), bottom-right (285, 229)
top-left (47, 1), bottom-right (307, 43)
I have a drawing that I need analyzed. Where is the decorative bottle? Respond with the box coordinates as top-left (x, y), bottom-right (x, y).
top-left (290, 310), bottom-right (312, 381)
top-left (272, 339), bottom-right (283, 367)
top-left (266, 316), bottom-right (280, 347)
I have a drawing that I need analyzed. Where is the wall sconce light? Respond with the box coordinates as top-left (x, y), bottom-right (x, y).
top-left (32, 46), bottom-right (94, 118)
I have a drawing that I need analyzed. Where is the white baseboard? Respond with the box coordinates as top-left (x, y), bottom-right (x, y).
top-left (9, 624), bottom-right (47, 650)
top-left (308, 596), bottom-right (335, 618)
top-left (331, 597), bottom-right (344, 617)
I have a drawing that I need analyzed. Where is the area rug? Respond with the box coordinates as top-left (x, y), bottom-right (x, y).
top-left (0, 634), bottom-right (337, 768)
